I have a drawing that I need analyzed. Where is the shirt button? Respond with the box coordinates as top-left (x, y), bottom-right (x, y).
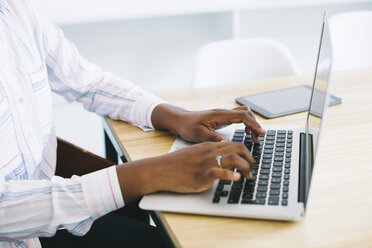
top-left (18, 97), bottom-right (24, 103)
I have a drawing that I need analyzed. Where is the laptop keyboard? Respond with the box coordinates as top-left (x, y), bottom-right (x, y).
top-left (212, 129), bottom-right (293, 206)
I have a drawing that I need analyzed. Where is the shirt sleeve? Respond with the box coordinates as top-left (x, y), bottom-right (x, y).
top-left (34, 5), bottom-right (165, 129)
top-left (0, 166), bottom-right (124, 240)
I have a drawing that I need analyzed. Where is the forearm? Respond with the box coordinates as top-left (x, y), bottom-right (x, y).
top-left (0, 168), bottom-right (122, 240)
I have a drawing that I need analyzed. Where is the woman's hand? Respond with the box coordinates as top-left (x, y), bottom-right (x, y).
top-left (151, 104), bottom-right (265, 143)
top-left (116, 141), bottom-right (254, 203)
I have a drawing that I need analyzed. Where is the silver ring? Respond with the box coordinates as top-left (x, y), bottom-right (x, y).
top-left (216, 155), bottom-right (222, 169)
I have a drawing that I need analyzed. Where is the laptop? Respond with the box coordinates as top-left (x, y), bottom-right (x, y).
top-left (140, 11), bottom-right (333, 221)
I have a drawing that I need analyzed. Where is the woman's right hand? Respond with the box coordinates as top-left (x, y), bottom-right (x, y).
top-left (116, 141), bottom-right (254, 204)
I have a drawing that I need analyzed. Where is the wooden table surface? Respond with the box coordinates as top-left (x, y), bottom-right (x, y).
top-left (105, 68), bottom-right (372, 247)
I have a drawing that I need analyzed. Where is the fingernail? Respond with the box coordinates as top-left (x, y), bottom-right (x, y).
top-left (233, 172), bottom-right (240, 179)
top-left (249, 172), bottom-right (253, 178)
top-left (220, 139), bottom-right (228, 142)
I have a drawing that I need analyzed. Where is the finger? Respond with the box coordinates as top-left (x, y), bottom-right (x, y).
top-left (219, 153), bottom-right (252, 178)
top-left (204, 131), bottom-right (227, 142)
top-left (207, 167), bottom-right (241, 181)
top-left (214, 109), bottom-right (265, 136)
top-left (245, 125), bottom-right (260, 144)
top-left (233, 106), bottom-right (248, 111)
top-left (246, 106), bottom-right (256, 120)
top-left (219, 142), bottom-right (254, 166)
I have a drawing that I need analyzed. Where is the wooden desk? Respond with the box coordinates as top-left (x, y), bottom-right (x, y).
top-left (104, 68), bottom-right (372, 247)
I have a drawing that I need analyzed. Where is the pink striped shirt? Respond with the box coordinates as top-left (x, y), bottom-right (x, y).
top-left (0, 0), bottom-right (164, 247)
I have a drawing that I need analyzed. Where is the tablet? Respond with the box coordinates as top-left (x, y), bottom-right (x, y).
top-left (235, 85), bottom-right (342, 118)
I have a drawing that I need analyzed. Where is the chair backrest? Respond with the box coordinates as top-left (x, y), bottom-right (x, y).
top-left (192, 38), bottom-right (301, 88)
top-left (329, 11), bottom-right (372, 71)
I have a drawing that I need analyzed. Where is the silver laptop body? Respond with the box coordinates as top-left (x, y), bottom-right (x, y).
top-left (140, 11), bottom-right (333, 221)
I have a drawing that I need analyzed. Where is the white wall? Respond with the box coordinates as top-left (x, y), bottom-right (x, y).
top-left (47, 2), bottom-right (372, 157)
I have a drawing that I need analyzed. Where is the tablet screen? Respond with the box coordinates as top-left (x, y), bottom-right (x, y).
top-left (236, 85), bottom-right (342, 118)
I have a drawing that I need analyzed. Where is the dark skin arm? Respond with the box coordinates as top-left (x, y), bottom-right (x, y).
top-left (116, 103), bottom-right (264, 204)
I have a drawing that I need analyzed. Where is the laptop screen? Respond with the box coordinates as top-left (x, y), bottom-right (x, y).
top-left (304, 11), bottom-right (333, 202)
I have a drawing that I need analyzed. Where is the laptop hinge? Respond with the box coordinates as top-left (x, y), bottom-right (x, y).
top-left (298, 133), bottom-right (307, 204)
top-left (298, 132), bottom-right (314, 207)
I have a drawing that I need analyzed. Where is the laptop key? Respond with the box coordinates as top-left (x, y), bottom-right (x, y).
top-left (282, 192), bottom-right (289, 199)
top-left (264, 149), bottom-right (273, 154)
top-left (274, 152), bottom-right (284, 157)
top-left (276, 143), bottom-right (285, 147)
top-left (234, 132), bottom-right (245, 137)
top-left (260, 169), bottom-right (270, 174)
top-left (217, 184), bottom-right (224, 190)
top-left (242, 193), bottom-right (253, 199)
top-left (284, 174), bottom-right (290, 180)
top-left (258, 180), bottom-right (268, 186)
top-left (282, 199), bottom-right (288, 206)
top-left (271, 178), bottom-right (281, 183)
top-left (268, 197), bottom-right (279, 205)
top-left (212, 196), bottom-right (220, 203)
top-left (284, 168), bottom-right (290, 174)
top-left (286, 153), bottom-right (291, 158)
top-left (263, 154), bottom-right (272, 159)
top-left (246, 181), bottom-right (256, 187)
top-left (283, 180), bottom-right (290, 186)
top-left (266, 136), bottom-right (275, 140)
top-left (270, 190), bottom-right (280, 196)
top-left (273, 167), bottom-right (282, 172)
top-left (241, 199), bottom-right (256, 204)
top-left (283, 186), bottom-right (289, 192)
top-left (259, 175), bottom-right (269, 180)
top-left (261, 164), bottom-right (271, 169)
top-left (285, 163), bottom-right (291, 168)
top-left (256, 192), bottom-right (267, 198)
top-left (278, 130), bottom-right (286, 134)
top-left (267, 130), bottom-right (276, 136)
top-left (272, 172), bottom-right (282, 177)
top-left (262, 159), bottom-right (272, 164)
top-left (287, 139), bottom-right (293, 144)
top-left (275, 147), bottom-right (285, 152)
top-left (255, 199), bottom-right (266, 205)
top-left (257, 186), bottom-right (268, 192)
top-left (221, 191), bottom-right (228, 197)
top-left (219, 180), bottom-right (231, 185)
top-left (288, 130), bottom-right (293, 134)
top-left (232, 137), bottom-right (243, 142)
top-left (265, 140), bottom-right (275, 145)
top-left (270, 183), bottom-right (281, 189)
top-left (244, 187), bottom-right (255, 193)
top-left (286, 148), bottom-right (292, 153)
top-left (287, 143), bottom-right (292, 148)
top-left (273, 162), bottom-right (283, 167)
top-left (228, 190), bottom-right (241, 203)
top-left (274, 157), bottom-right (283, 162)
top-left (265, 145), bottom-right (274, 149)
top-left (232, 183), bottom-right (243, 190)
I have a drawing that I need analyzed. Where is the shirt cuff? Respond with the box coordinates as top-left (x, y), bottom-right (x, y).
top-left (79, 166), bottom-right (124, 219)
top-left (129, 92), bottom-right (165, 130)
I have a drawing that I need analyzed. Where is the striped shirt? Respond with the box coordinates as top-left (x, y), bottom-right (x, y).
top-left (0, 0), bottom-right (164, 247)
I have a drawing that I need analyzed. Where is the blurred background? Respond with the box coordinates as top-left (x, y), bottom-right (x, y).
top-left (33, 0), bottom-right (372, 158)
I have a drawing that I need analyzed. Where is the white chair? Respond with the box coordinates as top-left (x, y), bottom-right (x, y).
top-left (192, 38), bottom-right (301, 88)
top-left (329, 11), bottom-right (372, 71)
